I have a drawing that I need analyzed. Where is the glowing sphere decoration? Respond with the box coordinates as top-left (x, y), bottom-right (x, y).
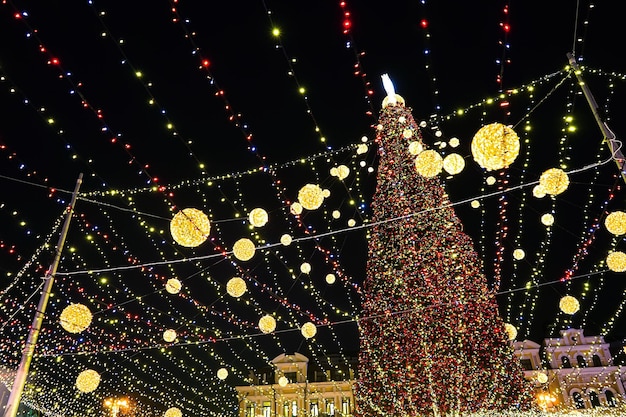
top-left (332, 210), bottom-right (341, 219)
top-left (541, 213), bottom-right (555, 226)
top-left (539, 168), bottom-right (569, 195)
top-left (75, 369), bottom-right (101, 393)
top-left (470, 200), bottom-right (480, 209)
top-left (290, 202), bottom-right (303, 215)
top-left (486, 176), bottom-right (496, 186)
top-left (402, 128), bottom-right (413, 139)
top-left (347, 218), bottom-right (356, 227)
top-left (259, 315), bottom-right (277, 334)
top-left (559, 295), bottom-right (580, 315)
top-left (216, 367), bottom-right (228, 380)
top-left (233, 238), bottom-right (255, 261)
top-left (325, 273), bottom-right (336, 284)
top-left (297, 184), bottom-right (325, 210)
top-left (330, 164), bottom-right (350, 180)
top-left (408, 141), bottom-right (423, 155)
top-left (278, 376), bottom-right (289, 387)
top-left (248, 208), bottom-right (268, 227)
top-left (536, 372), bottom-right (549, 384)
top-left (165, 278), bottom-right (182, 295)
top-left (300, 322), bottom-right (317, 339)
top-left (504, 323), bottom-right (518, 341)
top-left (356, 143), bottom-right (368, 154)
top-left (414, 149), bottom-right (443, 178)
top-left (512, 249), bottom-right (525, 261)
top-left (170, 208), bottom-right (210, 247)
top-left (605, 211), bottom-right (626, 236)
top-left (164, 407), bottom-right (182, 417)
top-left (382, 94), bottom-right (405, 108)
top-left (449, 137), bottom-right (460, 147)
top-left (60, 303), bottom-right (92, 333)
top-left (226, 277), bottom-right (247, 297)
top-left (300, 262), bottom-right (311, 274)
top-left (606, 251), bottom-right (626, 272)
top-left (442, 153), bottom-right (465, 175)
top-left (532, 185), bottom-right (546, 198)
top-left (280, 234), bottom-right (292, 246)
top-left (163, 329), bottom-right (177, 342)
top-left (471, 122), bottom-right (520, 171)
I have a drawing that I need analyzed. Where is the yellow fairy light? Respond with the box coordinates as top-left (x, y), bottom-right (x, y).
top-left (216, 368), bottom-right (228, 380)
top-left (290, 202), bottom-right (303, 215)
top-left (533, 185), bottom-right (546, 198)
top-left (301, 322), bottom-right (317, 339)
top-left (259, 315), bottom-right (277, 334)
top-left (60, 303), bottom-right (92, 333)
top-left (512, 249), bottom-right (525, 260)
top-left (170, 208), bottom-right (210, 247)
top-left (605, 211), bottom-right (626, 236)
top-left (165, 278), bottom-right (182, 295)
top-left (442, 153), bottom-right (465, 175)
top-left (541, 213), bottom-right (555, 226)
top-left (278, 376), bottom-right (289, 387)
top-left (75, 369), bottom-right (101, 393)
top-left (233, 238), bottom-right (255, 261)
top-left (325, 273), bottom-right (336, 284)
top-left (559, 295), bottom-right (580, 315)
top-left (164, 407), bottom-right (182, 417)
top-left (163, 329), bottom-right (176, 342)
top-left (248, 208), bottom-right (268, 227)
top-left (606, 251), bottom-right (626, 272)
top-left (504, 323), bottom-right (517, 341)
top-left (298, 184), bottom-right (325, 210)
top-left (408, 141), bottom-right (423, 156)
top-left (226, 277), bottom-right (247, 297)
top-left (471, 122), bottom-right (520, 171)
top-left (539, 168), bottom-right (569, 195)
top-left (414, 149), bottom-right (443, 178)
top-left (280, 234), bottom-right (292, 246)
top-left (300, 262), bottom-right (312, 274)
top-left (336, 165), bottom-right (350, 180)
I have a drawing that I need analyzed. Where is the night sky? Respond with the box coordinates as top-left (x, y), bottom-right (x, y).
top-left (1, 1), bottom-right (626, 416)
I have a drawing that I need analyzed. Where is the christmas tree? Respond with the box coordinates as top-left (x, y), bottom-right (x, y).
top-left (354, 89), bottom-right (534, 416)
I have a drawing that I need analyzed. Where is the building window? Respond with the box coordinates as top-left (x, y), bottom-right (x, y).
top-left (572, 391), bottom-right (585, 409)
top-left (520, 358), bottom-right (533, 370)
top-left (285, 372), bottom-right (298, 383)
top-left (246, 403), bottom-right (255, 417)
top-left (576, 355), bottom-right (587, 368)
top-left (341, 398), bottom-right (351, 415)
top-left (592, 354), bottom-right (602, 367)
top-left (283, 402), bottom-right (290, 417)
top-left (589, 391), bottom-right (600, 408)
top-left (310, 400), bottom-right (319, 417)
top-left (606, 389), bottom-right (617, 407)
top-left (326, 399), bottom-right (335, 416)
top-left (291, 400), bottom-right (298, 417)
top-left (263, 401), bottom-right (271, 417)
top-left (561, 356), bottom-right (572, 368)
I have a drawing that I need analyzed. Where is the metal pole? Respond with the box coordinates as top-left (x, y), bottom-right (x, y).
top-left (566, 52), bottom-right (626, 184)
top-left (3, 173), bottom-right (83, 417)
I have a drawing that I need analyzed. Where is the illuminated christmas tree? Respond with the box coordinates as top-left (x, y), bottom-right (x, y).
top-left (354, 88), bottom-right (534, 416)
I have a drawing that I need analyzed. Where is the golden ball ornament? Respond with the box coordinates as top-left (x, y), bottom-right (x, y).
top-left (216, 367), bottom-right (228, 380)
top-left (300, 262), bottom-right (311, 274)
top-left (470, 200), bottom-right (480, 208)
top-left (512, 249), bottom-right (525, 260)
top-left (605, 211), bottom-right (626, 236)
top-left (539, 168), bottom-right (569, 195)
top-left (163, 329), bottom-right (177, 342)
top-left (300, 322), bottom-right (317, 339)
top-left (347, 218), bottom-right (356, 227)
top-left (606, 251), bottom-right (626, 272)
top-left (486, 176), bottom-right (496, 185)
top-left (536, 372), bottom-right (549, 384)
top-left (442, 153), bottom-right (465, 175)
top-left (332, 210), bottom-right (341, 219)
top-left (248, 208), bottom-right (269, 228)
top-left (290, 202), bottom-right (303, 215)
top-left (541, 213), bottom-right (555, 226)
top-left (170, 208), bottom-right (210, 247)
top-left (471, 122), bottom-right (520, 171)
top-left (164, 407), bottom-right (182, 417)
top-left (449, 137), bottom-right (460, 147)
top-left (414, 149), bottom-right (443, 178)
top-left (165, 278), bottom-right (182, 295)
top-left (559, 295), bottom-right (580, 315)
top-left (504, 323), bottom-right (518, 341)
top-left (402, 129), bottom-right (413, 139)
top-left (330, 167), bottom-right (338, 177)
top-left (280, 234), bottom-right (292, 246)
top-left (325, 273), bottom-right (336, 284)
top-left (382, 94), bottom-right (405, 108)
top-left (76, 369), bottom-right (101, 393)
top-left (298, 184), bottom-right (325, 210)
top-left (226, 277), bottom-right (247, 297)
top-left (259, 315), bottom-right (277, 334)
top-left (533, 185), bottom-right (546, 198)
top-left (356, 143), bottom-right (368, 154)
top-left (336, 165), bottom-right (350, 180)
top-left (408, 141), bottom-right (423, 156)
top-left (233, 238), bottom-right (256, 261)
top-left (60, 303), bottom-right (92, 333)
top-left (278, 376), bottom-right (289, 387)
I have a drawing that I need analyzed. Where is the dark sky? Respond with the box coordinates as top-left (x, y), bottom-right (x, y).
top-left (1, 1), bottom-right (626, 416)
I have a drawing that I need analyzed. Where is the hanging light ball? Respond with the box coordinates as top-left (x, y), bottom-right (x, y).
top-left (290, 202), bottom-right (303, 215)
top-left (170, 208), bottom-right (210, 247)
top-left (336, 165), bottom-right (350, 180)
top-left (442, 153), bottom-right (465, 175)
top-left (280, 234), bottom-right (292, 246)
top-left (605, 211), bottom-right (626, 236)
top-left (163, 329), bottom-right (177, 343)
top-left (536, 372), bottom-right (549, 384)
top-left (233, 238), bottom-right (256, 261)
top-left (300, 262), bottom-right (311, 274)
top-left (165, 278), bottom-right (182, 295)
top-left (259, 315), bottom-right (277, 334)
top-left (402, 128), bottom-right (414, 139)
top-left (470, 200), bottom-right (480, 209)
top-left (533, 185), bottom-right (546, 198)
top-left (226, 277), bottom-right (247, 297)
top-left (347, 219), bottom-right (356, 227)
top-left (298, 184), bottom-right (325, 210)
top-left (408, 141), bottom-right (423, 156)
top-left (301, 322), bottom-right (317, 339)
top-left (414, 150), bottom-right (443, 178)
top-left (607, 251), bottom-right (626, 272)
top-left (504, 323), bottom-right (518, 341)
top-left (471, 123), bottom-right (520, 171)
top-left (559, 296), bottom-right (580, 315)
top-left (541, 213), bottom-right (555, 226)
top-left (76, 369), bottom-right (101, 393)
top-left (486, 176), bottom-right (496, 186)
top-left (278, 376), bottom-right (289, 387)
top-left (512, 249), bottom-right (525, 260)
top-left (539, 168), bottom-right (569, 195)
top-left (325, 273), bottom-right (336, 284)
top-left (164, 407), bottom-right (182, 417)
top-left (356, 143), bottom-right (368, 154)
top-left (248, 208), bottom-right (269, 228)
top-left (332, 210), bottom-right (341, 219)
top-left (216, 367), bottom-right (228, 380)
top-left (449, 137), bottom-right (460, 148)
top-left (60, 303), bottom-right (92, 333)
